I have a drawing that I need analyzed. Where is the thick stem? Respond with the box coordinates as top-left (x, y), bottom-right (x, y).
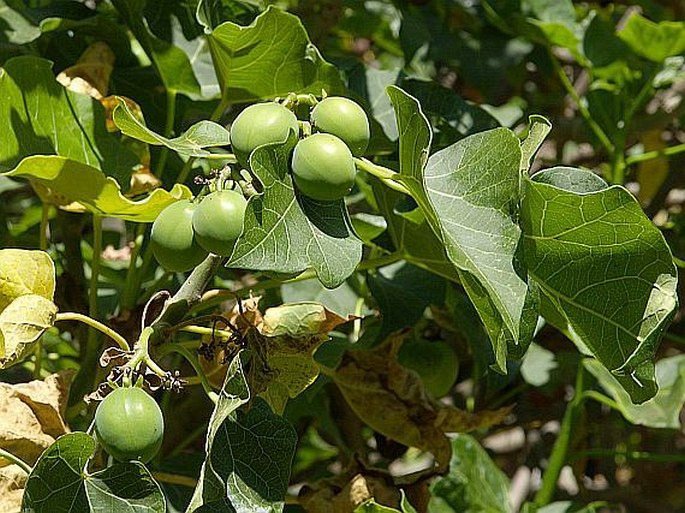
top-left (55, 312), bottom-right (130, 351)
top-left (534, 364), bottom-right (585, 506)
top-left (0, 448), bottom-right (32, 475)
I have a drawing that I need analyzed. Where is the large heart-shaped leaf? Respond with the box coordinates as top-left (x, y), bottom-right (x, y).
top-left (521, 169), bottom-right (678, 403)
top-left (207, 6), bottom-right (345, 104)
top-left (22, 432), bottom-right (165, 512)
top-left (617, 12), bottom-right (685, 63)
top-left (228, 138), bottom-right (362, 288)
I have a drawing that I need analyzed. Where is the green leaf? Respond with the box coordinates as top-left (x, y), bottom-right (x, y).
top-left (228, 138), bottom-right (362, 288)
top-left (110, 0), bottom-right (201, 97)
top-left (23, 432), bottom-right (165, 512)
top-left (520, 115), bottom-right (552, 173)
top-left (423, 128), bottom-right (537, 365)
top-left (521, 170), bottom-right (678, 403)
top-left (208, 398), bottom-right (296, 513)
top-left (113, 98), bottom-right (230, 157)
top-left (0, 0), bottom-right (41, 44)
top-left (617, 13), bottom-right (685, 63)
top-left (207, 6), bottom-right (345, 104)
top-left (531, 166), bottom-right (608, 194)
top-left (584, 355), bottom-right (685, 429)
top-left (3, 156), bottom-right (192, 223)
top-left (367, 261), bottom-right (446, 339)
top-left (187, 353), bottom-right (249, 512)
top-left (429, 434), bottom-right (511, 513)
top-left (0, 56), bottom-right (139, 188)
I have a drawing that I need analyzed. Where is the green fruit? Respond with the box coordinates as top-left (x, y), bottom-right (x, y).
top-left (95, 387), bottom-right (164, 463)
top-left (397, 339), bottom-right (459, 397)
top-left (291, 133), bottom-right (356, 201)
top-left (151, 200), bottom-right (207, 272)
top-left (310, 97), bottom-right (370, 156)
top-left (230, 102), bottom-right (299, 166)
top-left (192, 190), bottom-right (248, 256)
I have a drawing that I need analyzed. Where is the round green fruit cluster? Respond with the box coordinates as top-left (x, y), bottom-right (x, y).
top-left (95, 387), bottom-right (164, 463)
top-left (229, 97), bottom-right (370, 202)
top-left (151, 191), bottom-right (247, 271)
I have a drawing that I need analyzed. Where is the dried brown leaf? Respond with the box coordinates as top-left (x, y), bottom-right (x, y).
top-left (0, 465), bottom-right (26, 513)
top-left (332, 330), bottom-right (510, 472)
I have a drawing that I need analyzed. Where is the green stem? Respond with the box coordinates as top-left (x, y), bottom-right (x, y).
top-left (33, 343), bottom-right (43, 379)
top-left (39, 202), bottom-right (50, 251)
top-left (549, 52), bottom-right (614, 155)
top-left (89, 215), bottom-right (103, 325)
top-left (157, 343), bottom-right (218, 403)
top-left (626, 142), bottom-right (685, 166)
top-left (0, 447), bottom-right (32, 474)
top-left (55, 312), bottom-right (130, 351)
top-left (581, 390), bottom-right (621, 411)
top-left (156, 90), bottom-right (178, 183)
top-left (121, 224), bottom-right (147, 311)
top-left (354, 158), bottom-right (411, 196)
top-left (534, 364), bottom-right (585, 507)
top-left (178, 325), bottom-right (234, 339)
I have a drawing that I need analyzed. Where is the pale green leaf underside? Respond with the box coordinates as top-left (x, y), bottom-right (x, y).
top-left (0, 294), bottom-right (57, 368)
top-left (113, 98), bottom-right (230, 157)
top-left (0, 249), bottom-right (55, 310)
top-left (522, 174), bottom-right (678, 403)
top-left (585, 355), bottom-right (685, 429)
top-left (4, 156), bottom-right (192, 223)
top-left (208, 6), bottom-right (344, 103)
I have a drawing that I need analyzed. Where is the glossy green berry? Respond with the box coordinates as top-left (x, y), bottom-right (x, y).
top-left (397, 339), bottom-right (459, 397)
top-left (95, 387), bottom-right (164, 463)
top-left (291, 133), bottom-right (356, 201)
top-left (310, 97), bottom-right (370, 156)
top-left (192, 190), bottom-right (248, 256)
top-left (230, 102), bottom-right (299, 167)
top-left (151, 200), bottom-right (207, 272)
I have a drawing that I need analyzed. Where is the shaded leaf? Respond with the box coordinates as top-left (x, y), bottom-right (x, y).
top-left (428, 434), bottom-right (511, 513)
top-left (0, 56), bottom-right (139, 189)
top-left (3, 156), bottom-right (192, 223)
top-left (584, 355), bottom-right (685, 429)
top-left (228, 138), bottom-right (362, 288)
top-left (521, 171), bottom-right (678, 403)
top-left (207, 6), bottom-right (344, 104)
top-left (113, 98), bottom-right (231, 157)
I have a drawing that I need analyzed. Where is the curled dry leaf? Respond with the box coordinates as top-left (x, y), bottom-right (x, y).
top-left (0, 371), bottom-right (74, 468)
top-left (332, 330), bottom-right (511, 472)
top-left (55, 42), bottom-right (115, 100)
top-left (0, 464), bottom-right (26, 513)
top-left (300, 465), bottom-right (401, 513)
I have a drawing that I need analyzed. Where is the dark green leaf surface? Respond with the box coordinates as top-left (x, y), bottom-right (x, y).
top-left (113, 98), bottom-right (230, 157)
top-left (207, 6), bottom-right (344, 104)
top-left (521, 172), bottom-right (678, 403)
top-left (228, 138), bottom-right (362, 288)
top-left (22, 432), bottom-right (165, 513)
top-left (429, 434), bottom-right (510, 513)
top-left (0, 56), bottom-right (139, 188)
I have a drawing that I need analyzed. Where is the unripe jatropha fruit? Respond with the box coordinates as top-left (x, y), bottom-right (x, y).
top-left (151, 200), bottom-right (207, 272)
top-left (230, 102), bottom-right (299, 167)
top-left (95, 387), bottom-right (164, 463)
top-left (291, 133), bottom-right (357, 201)
top-left (310, 96), bottom-right (370, 156)
top-left (192, 189), bottom-right (248, 256)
